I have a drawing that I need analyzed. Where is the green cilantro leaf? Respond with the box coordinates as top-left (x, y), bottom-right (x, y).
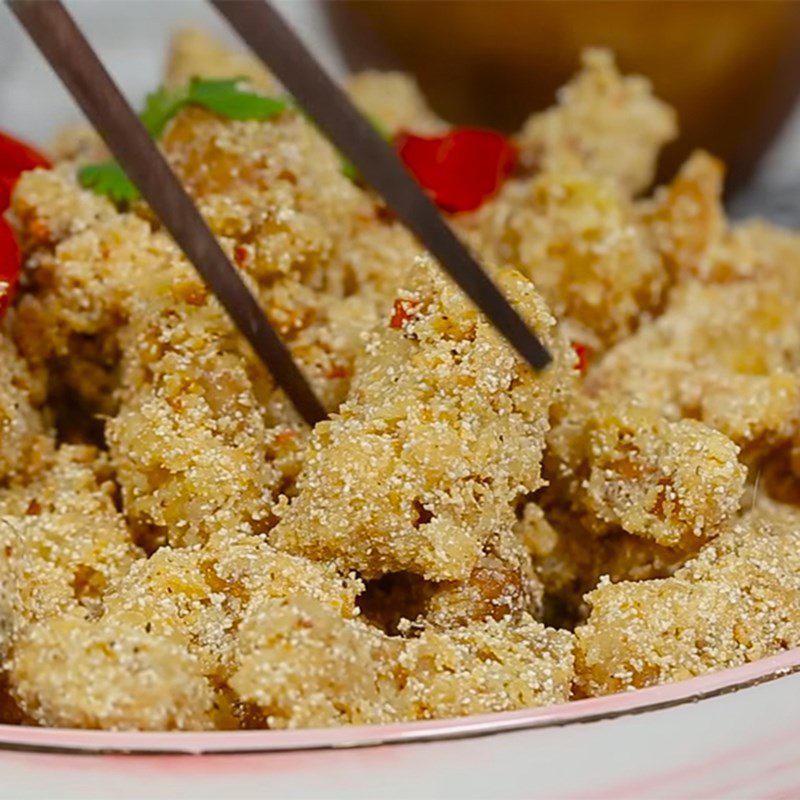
top-left (139, 85), bottom-right (190, 138)
top-left (78, 77), bottom-right (290, 204)
top-left (187, 78), bottom-right (289, 121)
top-left (77, 161), bottom-right (140, 204)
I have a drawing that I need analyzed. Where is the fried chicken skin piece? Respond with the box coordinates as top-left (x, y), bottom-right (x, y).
top-left (544, 398), bottom-right (746, 548)
top-left (106, 268), bottom-right (280, 548)
top-left (0, 333), bottom-right (48, 485)
top-left (165, 28), bottom-right (278, 94)
top-left (574, 502), bottom-right (800, 696)
top-left (271, 259), bottom-right (571, 581)
top-left (462, 170), bottom-right (667, 350)
top-left (516, 49), bottom-right (677, 197)
top-left (233, 601), bottom-right (574, 727)
top-left (0, 445), bottom-right (141, 660)
top-left (587, 281), bottom-right (800, 461)
top-left (518, 502), bottom-right (690, 627)
top-left (9, 534), bottom-right (363, 730)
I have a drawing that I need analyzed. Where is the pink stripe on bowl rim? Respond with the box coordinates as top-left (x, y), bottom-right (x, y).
top-left (1, 647), bottom-right (798, 754)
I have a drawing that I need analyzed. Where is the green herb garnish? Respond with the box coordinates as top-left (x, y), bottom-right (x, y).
top-left (79, 77), bottom-right (290, 203)
top-left (77, 161), bottom-right (140, 204)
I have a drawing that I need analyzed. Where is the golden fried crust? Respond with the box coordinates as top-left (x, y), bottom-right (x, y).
top-left (0, 333), bottom-right (48, 485)
top-left (106, 273), bottom-right (280, 548)
top-left (0, 445), bottom-right (141, 659)
top-left (575, 503), bottom-right (800, 696)
top-left (10, 611), bottom-right (217, 731)
top-left (587, 281), bottom-right (800, 460)
top-left (544, 398), bottom-right (746, 548)
top-left (516, 49), bottom-right (677, 197)
top-left (271, 260), bottom-right (571, 581)
top-left (165, 28), bottom-right (278, 93)
top-left (397, 615), bottom-right (574, 719)
top-left (346, 71), bottom-right (445, 135)
top-left (463, 170), bottom-right (667, 350)
top-left (518, 502), bottom-right (690, 627)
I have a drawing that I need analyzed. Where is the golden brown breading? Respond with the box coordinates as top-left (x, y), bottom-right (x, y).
top-left (396, 615), bottom-right (574, 719)
top-left (574, 502), bottom-right (800, 696)
top-left (516, 49), bottom-right (677, 196)
top-left (0, 333), bottom-right (48, 485)
top-left (518, 502), bottom-right (690, 627)
top-left (165, 28), bottom-right (278, 93)
top-left (462, 170), bottom-right (667, 350)
top-left (0, 445), bottom-right (141, 661)
top-left (271, 259), bottom-right (571, 581)
top-left (346, 71), bottom-right (445, 135)
top-left (106, 268), bottom-right (281, 548)
top-left (587, 280), bottom-right (800, 460)
top-left (543, 397), bottom-right (746, 548)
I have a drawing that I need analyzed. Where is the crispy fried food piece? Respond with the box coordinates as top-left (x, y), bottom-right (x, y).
top-left (575, 502), bottom-right (800, 696)
top-left (165, 28), bottom-right (278, 93)
top-left (359, 525), bottom-right (544, 633)
top-left (0, 445), bottom-right (141, 660)
top-left (231, 595), bottom-right (399, 729)
top-left (0, 333), bottom-right (48, 485)
top-left (106, 271), bottom-right (281, 548)
top-left (397, 615), bottom-right (574, 719)
top-left (544, 398), bottom-right (746, 548)
top-left (10, 167), bottom-right (171, 416)
top-left (588, 281), bottom-right (800, 460)
top-left (10, 534), bottom-right (363, 730)
top-left (346, 71), bottom-right (445, 135)
top-left (233, 600), bottom-right (574, 727)
top-left (516, 49), bottom-right (677, 196)
top-left (639, 150), bottom-right (727, 284)
top-left (271, 259), bottom-right (571, 581)
top-left (518, 502), bottom-right (693, 627)
top-left (10, 610), bottom-right (217, 731)
top-left (463, 170), bottom-right (666, 349)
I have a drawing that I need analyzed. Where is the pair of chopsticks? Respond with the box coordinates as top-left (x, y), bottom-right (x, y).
top-left (9, 0), bottom-right (551, 427)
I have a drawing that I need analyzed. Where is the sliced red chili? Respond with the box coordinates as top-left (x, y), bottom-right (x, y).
top-left (390, 298), bottom-right (419, 329)
top-left (0, 130), bottom-right (51, 210)
top-left (572, 342), bottom-right (589, 374)
top-left (0, 218), bottom-right (21, 317)
top-left (395, 128), bottom-right (517, 213)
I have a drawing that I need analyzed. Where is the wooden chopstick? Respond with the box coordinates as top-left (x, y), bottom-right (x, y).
top-left (212, 0), bottom-right (552, 372)
top-left (9, 0), bottom-right (328, 427)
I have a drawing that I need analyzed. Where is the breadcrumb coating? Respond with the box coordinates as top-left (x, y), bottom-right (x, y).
top-left (0, 445), bottom-right (141, 658)
top-left (575, 502), bottom-right (800, 695)
top-left (271, 259), bottom-right (571, 580)
top-left (346, 71), bottom-right (445, 135)
top-left (516, 49), bottom-right (677, 196)
top-left (463, 170), bottom-right (666, 349)
top-left (0, 333), bottom-right (48, 484)
top-left (544, 398), bottom-right (746, 547)
top-left (165, 28), bottom-right (278, 94)
top-left (1, 31), bottom-right (797, 731)
top-left (588, 280), bottom-right (800, 460)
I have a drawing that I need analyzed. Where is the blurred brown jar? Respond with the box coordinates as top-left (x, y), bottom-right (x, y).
top-left (329, 1), bottom-right (800, 188)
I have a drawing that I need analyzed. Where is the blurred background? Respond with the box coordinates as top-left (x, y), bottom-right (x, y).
top-left (2, 0), bottom-right (800, 221)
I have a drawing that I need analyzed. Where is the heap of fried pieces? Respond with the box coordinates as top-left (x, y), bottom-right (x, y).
top-left (0, 32), bottom-right (798, 730)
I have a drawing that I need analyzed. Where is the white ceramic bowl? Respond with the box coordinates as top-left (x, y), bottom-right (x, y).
top-left (3, 4), bottom-right (799, 797)
top-left (1, 650), bottom-right (799, 798)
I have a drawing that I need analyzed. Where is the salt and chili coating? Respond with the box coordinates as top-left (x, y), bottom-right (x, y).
top-left (0, 31), bottom-right (799, 730)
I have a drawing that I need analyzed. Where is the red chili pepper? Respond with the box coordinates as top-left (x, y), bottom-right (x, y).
top-left (0, 218), bottom-right (21, 317)
top-left (0, 130), bottom-right (51, 210)
top-left (572, 342), bottom-right (589, 374)
top-left (395, 128), bottom-right (517, 213)
top-left (390, 298), bottom-right (419, 329)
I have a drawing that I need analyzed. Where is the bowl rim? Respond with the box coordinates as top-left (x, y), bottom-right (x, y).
top-left (1, 647), bottom-right (799, 755)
